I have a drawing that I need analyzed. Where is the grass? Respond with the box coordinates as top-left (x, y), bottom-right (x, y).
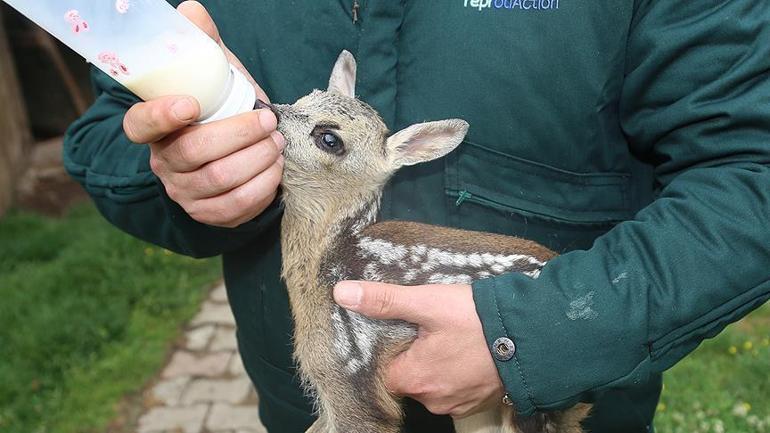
top-left (656, 303), bottom-right (770, 433)
top-left (0, 202), bottom-right (220, 433)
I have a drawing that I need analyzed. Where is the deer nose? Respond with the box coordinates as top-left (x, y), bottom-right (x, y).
top-left (255, 99), bottom-right (281, 124)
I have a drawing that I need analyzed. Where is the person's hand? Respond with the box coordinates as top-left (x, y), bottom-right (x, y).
top-left (333, 281), bottom-right (504, 418)
top-left (123, 1), bottom-right (283, 228)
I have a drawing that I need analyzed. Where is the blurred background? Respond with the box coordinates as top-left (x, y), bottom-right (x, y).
top-left (0, 0), bottom-right (91, 216)
top-left (0, 4), bottom-right (267, 433)
top-left (0, 3), bottom-right (767, 433)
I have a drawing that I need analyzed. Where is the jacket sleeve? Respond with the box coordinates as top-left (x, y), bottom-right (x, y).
top-left (63, 67), bottom-right (282, 258)
top-left (472, 0), bottom-right (770, 416)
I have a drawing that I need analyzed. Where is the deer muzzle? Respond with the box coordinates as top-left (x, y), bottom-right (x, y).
top-left (255, 98), bottom-right (282, 124)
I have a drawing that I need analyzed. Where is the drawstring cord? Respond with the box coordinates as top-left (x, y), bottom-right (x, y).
top-left (352, 0), bottom-right (360, 24)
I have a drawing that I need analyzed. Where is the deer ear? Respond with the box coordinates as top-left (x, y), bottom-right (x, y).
top-left (328, 50), bottom-right (357, 98)
top-left (386, 119), bottom-right (469, 167)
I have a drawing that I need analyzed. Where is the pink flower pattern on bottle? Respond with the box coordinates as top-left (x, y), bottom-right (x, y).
top-left (115, 0), bottom-right (131, 14)
top-left (98, 51), bottom-right (130, 77)
top-left (166, 40), bottom-right (179, 54)
top-left (64, 10), bottom-right (89, 34)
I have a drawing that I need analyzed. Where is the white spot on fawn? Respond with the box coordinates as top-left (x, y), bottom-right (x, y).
top-left (427, 273), bottom-right (473, 285)
top-left (358, 237), bottom-right (407, 264)
top-left (490, 264), bottom-right (506, 274)
top-left (351, 203), bottom-right (379, 234)
top-left (411, 245), bottom-right (427, 256)
top-left (363, 263), bottom-right (381, 281)
top-left (347, 312), bottom-right (377, 373)
top-left (332, 308), bottom-right (351, 358)
top-left (356, 235), bottom-right (545, 285)
top-left (332, 308), bottom-right (378, 374)
top-left (329, 264), bottom-right (347, 282)
top-left (403, 269), bottom-right (418, 282)
top-left (451, 253), bottom-right (469, 267)
top-left (566, 291), bottom-right (598, 320)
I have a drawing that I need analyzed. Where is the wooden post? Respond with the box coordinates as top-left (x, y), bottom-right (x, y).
top-left (0, 8), bottom-right (31, 217)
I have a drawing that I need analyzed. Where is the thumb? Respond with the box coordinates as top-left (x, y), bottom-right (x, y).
top-left (333, 281), bottom-right (432, 324)
top-left (177, 1), bottom-right (221, 43)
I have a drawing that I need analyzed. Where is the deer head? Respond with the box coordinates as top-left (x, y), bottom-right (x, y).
top-left (273, 51), bottom-right (469, 219)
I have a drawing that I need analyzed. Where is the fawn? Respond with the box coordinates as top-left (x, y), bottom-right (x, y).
top-left (272, 51), bottom-right (590, 433)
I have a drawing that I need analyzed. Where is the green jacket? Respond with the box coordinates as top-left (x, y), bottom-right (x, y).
top-left (64, 1), bottom-right (770, 432)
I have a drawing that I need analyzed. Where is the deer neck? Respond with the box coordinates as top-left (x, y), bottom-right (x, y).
top-left (280, 189), bottom-right (381, 302)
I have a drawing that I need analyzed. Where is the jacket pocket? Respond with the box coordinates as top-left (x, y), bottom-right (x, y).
top-left (446, 140), bottom-right (633, 225)
top-left (445, 141), bottom-right (633, 251)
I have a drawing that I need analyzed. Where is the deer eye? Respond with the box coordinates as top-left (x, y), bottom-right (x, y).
top-left (322, 133), bottom-right (338, 147)
top-left (312, 127), bottom-right (345, 156)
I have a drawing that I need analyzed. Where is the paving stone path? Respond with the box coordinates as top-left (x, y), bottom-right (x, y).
top-left (136, 283), bottom-right (268, 433)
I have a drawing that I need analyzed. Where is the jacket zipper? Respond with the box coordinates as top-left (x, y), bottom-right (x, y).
top-left (352, 0), bottom-right (360, 24)
top-left (454, 188), bottom-right (548, 220)
top-left (455, 190), bottom-right (517, 214)
top-left (455, 190), bottom-right (472, 206)
top-left (452, 189), bottom-right (621, 225)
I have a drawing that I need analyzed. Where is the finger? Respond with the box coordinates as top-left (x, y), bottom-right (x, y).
top-left (177, 1), bottom-right (220, 43)
top-left (170, 134), bottom-right (283, 200)
top-left (124, 96), bottom-right (199, 144)
top-left (185, 157), bottom-right (283, 227)
top-left (333, 281), bottom-right (433, 324)
top-left (383, 352), bottom-right (412, 396)
top-left (156, 109), bottom-right (279, 173)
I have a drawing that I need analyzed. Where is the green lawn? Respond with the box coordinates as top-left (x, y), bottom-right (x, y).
top-left (656, 303), bottom-right (770, 433)
top-left (0, 203), bottom-right (220, 433)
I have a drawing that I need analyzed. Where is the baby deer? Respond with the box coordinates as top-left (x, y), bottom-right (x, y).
top-left (273, 51), bottom-right (590, 433)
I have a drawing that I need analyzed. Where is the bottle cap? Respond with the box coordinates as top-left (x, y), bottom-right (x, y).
top-left (198, 64), bottom-right (256, 123)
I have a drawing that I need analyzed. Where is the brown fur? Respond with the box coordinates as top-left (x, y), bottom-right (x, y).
top-left (281, 199), bottom-right (408, 433)
top-left (276, 51), bottom-right (590, 433)
top-left (363, 221), bottom-right (557, 262)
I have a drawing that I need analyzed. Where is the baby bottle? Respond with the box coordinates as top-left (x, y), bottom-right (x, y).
top-left (2, 0), bottom-right (255, 122)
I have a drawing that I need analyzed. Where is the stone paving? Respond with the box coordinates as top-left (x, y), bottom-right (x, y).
top-left (136, 283), bottom-right (268, 433)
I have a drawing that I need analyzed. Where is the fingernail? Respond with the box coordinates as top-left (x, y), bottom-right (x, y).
top-left (271, 131), bottom-right (286, 152)
top-left (334, 282), bottom-right (363, 308)
top-left (258, 109), bottom-right (278, 131)
top-left (171, 98), bottom-right (196, 121)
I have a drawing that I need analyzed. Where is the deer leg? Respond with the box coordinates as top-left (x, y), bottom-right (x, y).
top-left (308, 372), bottom-right (403, 433)
top-left (454, 406), bottom-right (518, 433)
top-left (297, 355), bottom-right (403, 433)
top-left (305, 415), bottom-right (330, 433)
top-left (544, 404), bottom-right (592, 433)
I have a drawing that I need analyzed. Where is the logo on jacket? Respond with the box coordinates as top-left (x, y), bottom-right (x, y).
top-left (464, 0), bottom-right (560, 11)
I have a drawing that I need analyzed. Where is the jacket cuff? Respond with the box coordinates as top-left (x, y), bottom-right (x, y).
top-left (472, 252), bottom-right (653, 416)
top-left (472, 275), bottom-right (537, 416)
